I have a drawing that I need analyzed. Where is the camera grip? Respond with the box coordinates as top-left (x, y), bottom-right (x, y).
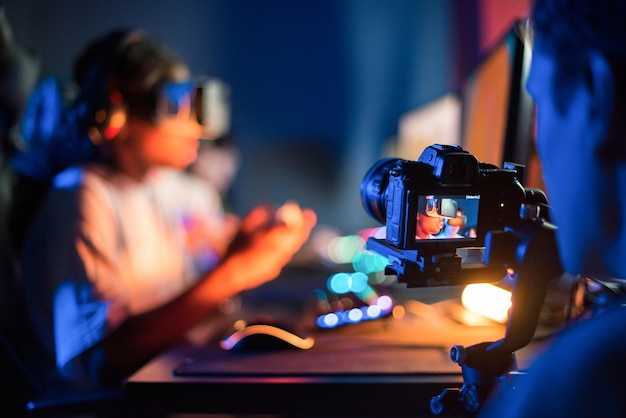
top-left (486, 218), bottom-right (562, 354)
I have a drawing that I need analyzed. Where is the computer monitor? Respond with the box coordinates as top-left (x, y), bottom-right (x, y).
top-left (460, 19), bottom-right (535, 179)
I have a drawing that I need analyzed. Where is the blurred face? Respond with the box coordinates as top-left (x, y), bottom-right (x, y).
top-left (416, 214), bottom-right (443, 239)
top-left (115, 64), bottom-right (204, 172)
top-left (526, 39), bottom-right (609, 275)
top-left (125, 113), bottom-right (202, 170)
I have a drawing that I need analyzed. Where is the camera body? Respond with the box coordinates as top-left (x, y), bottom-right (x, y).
top-left (360, 144), bottom-right (549, 287)
top-left (361, 144), bottom-right (526, 252)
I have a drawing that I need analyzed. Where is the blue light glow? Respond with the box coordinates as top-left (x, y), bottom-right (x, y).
top-left (352, 250), bottom-right (388, 274)
top-left (52, 167), bottom-right (83, 189)
top-left (317, 312), bottom-right (340, 328)
top-left (348, 308), bottom-right (363, 322)
top-left (327, 271), bottom-right (373, 295)
top-left (350, 272), bottom-right (368, 293)
top-left (367, 304), bottom-right (381, 317)
top-left (316, 296), bottom-right (394, 329)
top-left (327, 272), bottom-right (352, 294)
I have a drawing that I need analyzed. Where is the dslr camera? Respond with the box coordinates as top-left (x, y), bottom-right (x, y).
top-left (361, 144), bottom-right (547, 287)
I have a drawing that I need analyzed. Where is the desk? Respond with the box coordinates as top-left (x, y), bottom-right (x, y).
top-left (125, 287), bottom-right (551, 417)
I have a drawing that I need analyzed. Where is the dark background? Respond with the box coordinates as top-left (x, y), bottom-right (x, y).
top-left (4, 0), bottom-right (530, 234)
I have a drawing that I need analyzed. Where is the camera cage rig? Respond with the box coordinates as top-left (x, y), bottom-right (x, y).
top-left (367, 207), bottom-right (562, 415)
top-left (361, 144), bottom-right (564, 415)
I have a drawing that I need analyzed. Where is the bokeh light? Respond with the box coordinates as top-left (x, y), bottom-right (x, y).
top-left (376, 295), bottom-right (393, 311)
top-left (327, 272), bottom-right (371, 295)
top-left (317, 229), bottom-right (395, 329)
top-left (348, 308), bottom-right (363, 322)
top-left (326, 234), bottom-right (364, 264)
top-left (366, 304), bottom-right (381, 317)
top-left (327, 273), bottom-right (351, 294)
top-left (352, 250), bottom-right (388, 274)
top-left (317, 312), bottom-right (339, 328)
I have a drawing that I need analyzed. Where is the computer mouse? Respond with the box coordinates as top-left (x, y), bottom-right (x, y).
top-left (219, 317), bottom-right (315, 351)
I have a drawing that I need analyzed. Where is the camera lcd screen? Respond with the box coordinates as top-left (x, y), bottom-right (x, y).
top-left (415, 194), bottom-right (480, 241)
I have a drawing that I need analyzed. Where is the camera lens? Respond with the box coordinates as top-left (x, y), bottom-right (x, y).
top-left (360, 158), bottom-right (399, 224)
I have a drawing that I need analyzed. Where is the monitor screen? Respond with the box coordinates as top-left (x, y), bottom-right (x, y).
top-left (414, 194), bottom-right (480, 242)
top-left (460, 19), bottom-right (534, 173)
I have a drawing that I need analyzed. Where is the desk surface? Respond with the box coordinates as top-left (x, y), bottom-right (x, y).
top-left (125, 289), bottom-right (551, 417)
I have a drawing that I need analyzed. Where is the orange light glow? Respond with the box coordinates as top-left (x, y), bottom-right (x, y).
top-left (461, 283), bottom-right (511, 324)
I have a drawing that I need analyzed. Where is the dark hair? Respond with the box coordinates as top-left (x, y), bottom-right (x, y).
top-left (74, 29), bottom-right (186, 127)
top-left (531, 0), bottom-right (626, 112)
top-left (532, 0), bottom-right (626, 56)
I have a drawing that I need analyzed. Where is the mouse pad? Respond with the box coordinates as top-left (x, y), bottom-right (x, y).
top-left (174, 308), bottom-right (508, 376)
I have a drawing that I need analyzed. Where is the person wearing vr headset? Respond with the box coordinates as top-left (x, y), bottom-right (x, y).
top-left (415, 213), bottom-right (444, 240)
top-left (17, 29), bottom-right (316, 393)
top-left (479, 0), bottom-right (626, 416)
top-left (415, 197), bottom-right (457, 239)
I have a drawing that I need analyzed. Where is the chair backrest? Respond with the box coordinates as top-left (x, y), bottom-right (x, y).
top-left (1, 158), bottom-right (130, 417)
top-left (0, 159), bottom-right (42, 416)
top-left (0, 331), bottom-right (40, 417)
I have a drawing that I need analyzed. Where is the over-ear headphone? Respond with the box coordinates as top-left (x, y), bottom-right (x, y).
top-left (90, 85), bottom-right (127, 143)
top-left (73, 29), bottom-right (142, 144)
top-left (74, 30), bottom-right (229, 146)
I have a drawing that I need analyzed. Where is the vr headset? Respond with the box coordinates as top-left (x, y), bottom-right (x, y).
top-left (157, 77), bottom-right (230, 140)
top-left (424, 197), bottom-right (458, 219)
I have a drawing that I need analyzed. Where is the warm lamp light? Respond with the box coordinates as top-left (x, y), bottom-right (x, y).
top-left (461, 283), bottom-right (512, 324)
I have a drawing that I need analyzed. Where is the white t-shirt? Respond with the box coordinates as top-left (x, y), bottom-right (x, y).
top-left (20, 162), bottom-right (226, 388)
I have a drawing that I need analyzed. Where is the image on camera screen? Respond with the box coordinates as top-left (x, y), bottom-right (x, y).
top-left (415, 194), bottom-right (480, 241)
